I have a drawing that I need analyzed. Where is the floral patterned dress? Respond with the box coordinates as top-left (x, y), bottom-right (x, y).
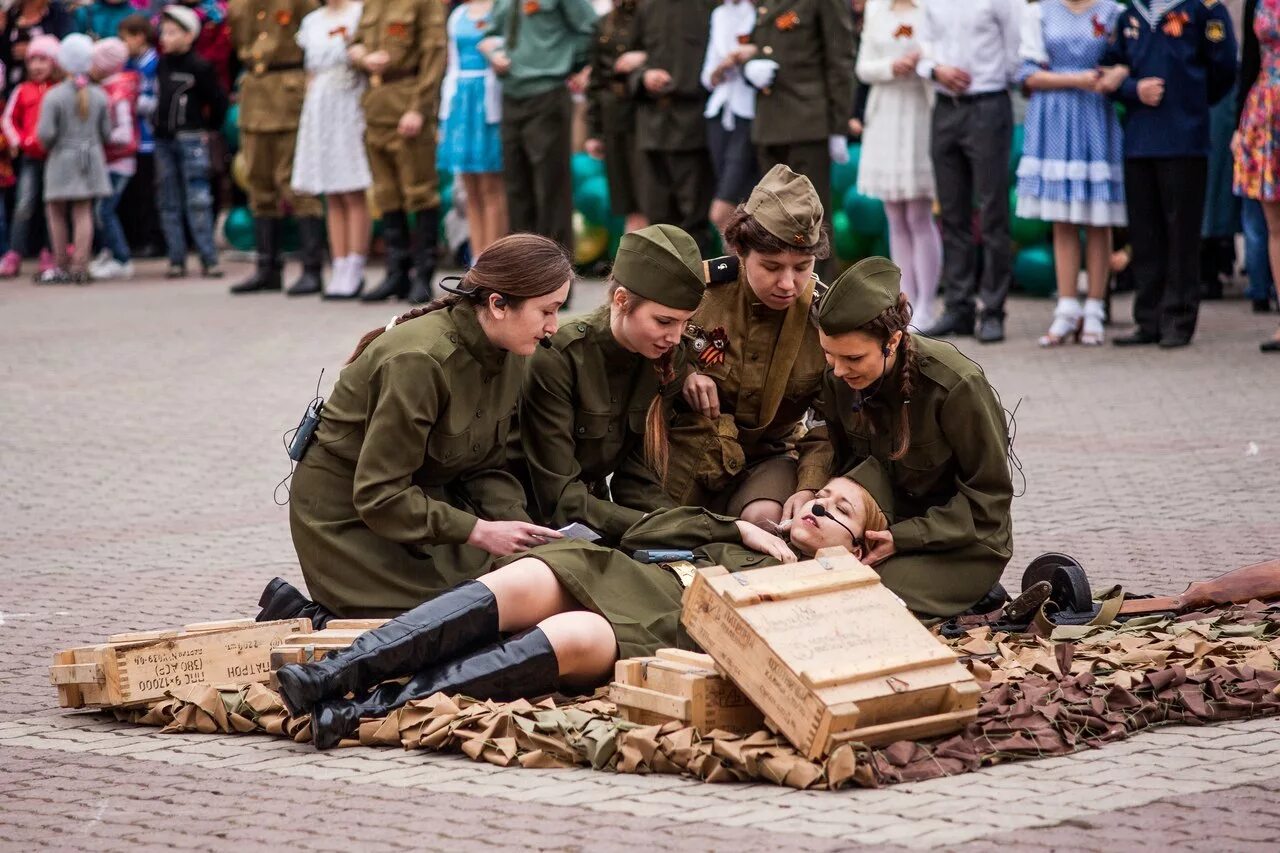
top-left (1235, 0), bottom-right (1280, 201)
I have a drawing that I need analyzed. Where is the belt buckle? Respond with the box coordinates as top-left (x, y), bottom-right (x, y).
top-left (254, 62), bottom-right (266, 75)
top-left (661, 560), bottom-right (698, 589)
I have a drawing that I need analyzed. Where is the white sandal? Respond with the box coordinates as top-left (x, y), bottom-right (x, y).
top-left (1039, 298), bottom-right (1083, 347)
top-left (1081, 298), bottom-right (1106, 346)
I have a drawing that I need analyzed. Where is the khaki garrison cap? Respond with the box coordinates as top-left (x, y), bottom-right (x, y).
top-left (612, 224), bottom-right (706, 311)
top-left (816, 257), bottom-right (902, 334)
top-left (744, 164), bottom-right (824, 249)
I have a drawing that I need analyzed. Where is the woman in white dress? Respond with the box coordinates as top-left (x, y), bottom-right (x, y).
top-left (291, 0), bottom-right (373, 299)
top-left (855, 0), bottom-right (939, 329)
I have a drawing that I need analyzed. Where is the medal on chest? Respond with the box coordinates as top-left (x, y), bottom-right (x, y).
top-left (276, 9), bottom-right (292, 26)
top-left (523, 1), bottom-right (540, 15)
top-left (893, 23), bottom-right (913, 39)
top-left (689, 325), bottom-right (730, 368)
top-left (775, 10), bottom-right (800, 31)
top-left (1161, 10), bottom-right (1190, 37)
top-left (1091, 14), bottom-right (1106, 38)
top-left (329, 25), bottom-right (349, 38)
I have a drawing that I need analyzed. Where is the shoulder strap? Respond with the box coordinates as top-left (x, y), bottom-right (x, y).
top-left (744, 274), bottom-right (817, 433)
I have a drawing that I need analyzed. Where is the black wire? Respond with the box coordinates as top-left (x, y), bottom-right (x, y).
top-left (273, 369), bottom-right (326, 507)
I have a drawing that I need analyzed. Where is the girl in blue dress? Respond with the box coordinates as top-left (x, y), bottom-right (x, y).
top-left (439, 0), bottom-right (506, 256)
top-left (1016, 0), bottom-right (1126, 347)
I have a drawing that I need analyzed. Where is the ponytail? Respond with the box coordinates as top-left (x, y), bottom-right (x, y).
top-left (75, 76), bottom-right (89, 120)
top-left (346, 295), bottom-right (462, 365)
top-left (644, 349), bottom-right (677, 480)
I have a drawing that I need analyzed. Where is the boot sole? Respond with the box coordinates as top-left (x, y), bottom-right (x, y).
top-left (274, 665), bottom-right (315, 718)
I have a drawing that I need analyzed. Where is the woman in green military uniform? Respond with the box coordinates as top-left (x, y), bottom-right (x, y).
top-left (517, 225), bottom-right (705, 543)
top-left (789, 256), bottom-right (1014, 618)
top-left (264, 235), bottom-right (573, 623)
top-left (273, 475), bottom-right (888, 749)
top-left (665, 164), bottom-right (833, 528)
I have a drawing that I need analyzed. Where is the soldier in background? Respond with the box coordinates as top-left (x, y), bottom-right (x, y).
top-left (742, 0), bottom-right (855, 281)
top-left (584, 0), bottom-right (646, 234)
top-left (626, 0), bottom-right (716, 252)
top-left (349, 0), bottom-right (448, 303)
top-left (227, 0), bottom-right (328, 296)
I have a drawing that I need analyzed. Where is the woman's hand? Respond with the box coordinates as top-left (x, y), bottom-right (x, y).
top-left (1137, 77), bottom-right (1165, 107)
top-left (1093, 64), bottom-right (1128, 94)
top-left (735, 520), bottom-right (797, 563)
top-left (781, 490), bottom-right (815, 524)
top-left (682, 372), bottom-right (720, 418)
top-left (892, 50), bottom-right (920, 78)
top-left (614, 50), bottom-right (648, 75)
top-left (1074, 69), bottom-right (1102, 91)
top-left (396, 109), bottom-right (423, 138)
top-left (584, 137), bottom-right (606, 159)
top-left (363, 49), bottom-right (390, 75)
top-left (467, 520), bottom-right (563, 556)
top-left (863, 528), bottom-right (896, 566)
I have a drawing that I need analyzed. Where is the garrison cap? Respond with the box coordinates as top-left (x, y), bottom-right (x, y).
top-left (612, 224), bottom-right (706, 311)
top-left (816, 256), bottom-right (902, 335)
top-left (744, 164), bottom-right (824, 249)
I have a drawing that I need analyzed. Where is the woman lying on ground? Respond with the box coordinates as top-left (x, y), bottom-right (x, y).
top-left (274, 476), bottom-right (889, 749)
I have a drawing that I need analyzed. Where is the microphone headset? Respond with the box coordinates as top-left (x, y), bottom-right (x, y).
top-left (850, 342), bottom-right (895, 413)
top-left (810, 504), bottom-right (864, 551)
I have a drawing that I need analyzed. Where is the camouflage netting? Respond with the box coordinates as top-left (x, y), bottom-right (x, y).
top-left (113, 604), bottom-right (1280, 790)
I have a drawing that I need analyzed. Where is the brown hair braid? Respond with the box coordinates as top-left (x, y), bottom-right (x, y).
top-left (853, 292), bottom-right (918, 460)
top-left (345, 233), bottom-right (572, 365)
top-left (608, 279), bottom-right (676, 479)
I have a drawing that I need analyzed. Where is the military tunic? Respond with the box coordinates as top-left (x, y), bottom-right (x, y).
top-left (351, 0), bottom-right (447, 214)
top-left (290, 304), bottom-right (532, 617)
top-left (749, 0), bottom-right (855, 278)
top-left (813, 335), bottom-right (1013, 617)
top-left (503, 506), bottom-right (786, 659)
top-left (664, 270), bottom-right (831, 511)
top-left (228, 0), bottom-right (324, 218)
top-left (585, 1), bottom-right (642, 217)
top-left (627, 0), bottom-right (716, 245)
top-left (517, 305), bottom-right (681, 542)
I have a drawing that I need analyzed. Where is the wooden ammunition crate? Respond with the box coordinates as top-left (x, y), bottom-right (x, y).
top-left (52, 618), bottom-right (312, 709)
top-left (682, 547), bottom-right (979, 759)
top-left (266, 621), bottom-right (387, 690)
top-left (609, 649), bottom-right (765, 733)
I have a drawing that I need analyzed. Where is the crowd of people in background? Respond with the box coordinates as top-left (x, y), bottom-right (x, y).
top-left (0, 0), bottom-right (1277, 351)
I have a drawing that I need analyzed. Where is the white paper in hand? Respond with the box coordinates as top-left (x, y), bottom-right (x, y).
top-left (557, 523), bottom-right (603, 543)
top-left (743, 59), bottom-right (779, 90)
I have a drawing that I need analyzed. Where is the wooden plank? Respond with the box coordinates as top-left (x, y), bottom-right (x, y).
top-left (608, 683), bottom-right (692, 721)
top-left (182, 619), bottom-right (257, 634)
top-left (324, 619), bottom-right (388, 630)
top-left (723, 569), bottom-right (877, 606)
top-left (52, 650), bottom-right (85, 709)
top-left (107, 629), bottom-right (180, 644)
top-left (654, 649), bottom-right (718, 669)
top-left (830, 707), bottom-right (978, 748)
top-left (282, 630), bottom-right (368, 645)
top-left (49, 663), bottom-right (104, 685)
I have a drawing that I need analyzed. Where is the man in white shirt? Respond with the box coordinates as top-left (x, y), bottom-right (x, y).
top-left (915, 0), bottom-right (1024, 343)
top-left (701, 0), bottom-right (760, 231)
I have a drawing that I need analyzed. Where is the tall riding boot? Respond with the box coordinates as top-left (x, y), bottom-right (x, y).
top-left (361, 210), bottom-right (411, 302)
top-left (309, 628), bottom-right (561, 750)
top-left (406, 207), bottom-right (439, 304)
top-left (274, 580), bottom-right (499, 716)
top-left (286, 216), bottom-right (326, 296)
top-left (254, 577), bottom-right (338, 630)
top-left (229, 217), bottom-right (282, 294)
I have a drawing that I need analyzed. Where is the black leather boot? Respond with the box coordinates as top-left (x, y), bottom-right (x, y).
top-left (274, 580), bottom-right (499, 717)
top-left (254, 577), bottom-right (337, 629)
top-left (361, 210), bottom-right (411, 302)
top-left (286, 216), bottom-right (326, 296)
top-left (229, 218), bottom-right (282, 294)
top-left (309, 627), bottom-right (561, 750)
top-left (406, 207), bottom-right (439, 304)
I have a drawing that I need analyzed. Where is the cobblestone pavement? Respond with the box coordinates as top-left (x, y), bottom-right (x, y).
top-left (3, 260), bottom-right (1279, 852)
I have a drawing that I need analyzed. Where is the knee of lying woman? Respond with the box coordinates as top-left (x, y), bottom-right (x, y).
top-left (537, 610), bottom-right (618, 683)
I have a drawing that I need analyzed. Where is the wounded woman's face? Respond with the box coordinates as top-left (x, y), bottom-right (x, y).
top-left (787, 478), bottom-right (876, 560)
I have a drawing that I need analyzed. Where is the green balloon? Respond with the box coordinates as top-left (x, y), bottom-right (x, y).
top-left (1009, 188), bottom-right (1052, 246)
top-left (832, 211), bottom-right (858, 260)
top-left (222, 104), bottom-right (239, 151)
top-left (830, 143), bottom-right (860, 200)
top-left (223, 206), bottom-right (254, 251)
top-left (1014, 244), bottom-right (1057, 297)
top-left (576, 176), bottom-right (612, 225)
top-left (1009, 123), bottom-right (1025, 183)
top-left (572, 151), bottom-right (605, 191)
top-left (842, 185), bottom-right (887, 237)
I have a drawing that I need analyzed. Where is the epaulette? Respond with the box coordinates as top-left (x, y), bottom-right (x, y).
top-left (703, 255), bottom-right (740, 286)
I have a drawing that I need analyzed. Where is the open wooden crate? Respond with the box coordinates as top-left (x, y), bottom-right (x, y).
top-left (610, 648), bottom-right (765, 733)
top-left (52, 618), bottom-right (312, 709)
top-left (682, 547), bottom-right (979, 758)
top-left (266, 619), bottom-right (387, 689)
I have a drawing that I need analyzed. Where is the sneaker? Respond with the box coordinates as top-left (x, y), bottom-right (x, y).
top-left (0, 251), bottom-right (21, 278)
top-left (165, 263), bottom-right (187, 279)
top-left (38, 248), bottom-right (56, 274)
top-left (91, 258), bottom-right (134, 280)
top-left (69, 269), bottom-right (91, 285)
top-left (90, 248), bottom-right (112, 270)
top-left (35, 266), bottom-right (70, 285)
top-left (201, 262), bottom-right (224, 279)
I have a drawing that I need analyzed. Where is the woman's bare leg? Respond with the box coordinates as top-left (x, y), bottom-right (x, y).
top-left (536, 610), bottom-right (618, 686)
top-left (479, 172), bottom-right (508, 252)
top-left (477, 557), bottom-right (582, 632)
top-left (326, 193), bottom-right (349, 260)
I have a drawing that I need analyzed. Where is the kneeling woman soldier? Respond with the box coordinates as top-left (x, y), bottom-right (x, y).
top-left (265, 235), bottom-right (573, 623)
top-left (665, 164), bottom-right (832, 528)
top-left (275, 475), bottom-right (888, 749)
top-left (796, 257), bottom-right (1014, 617)
top-left (518, 224), bottom-right (705, 543)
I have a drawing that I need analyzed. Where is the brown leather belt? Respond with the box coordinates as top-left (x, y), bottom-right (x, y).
top-left (369, 68), bottom-right (417, 87)
top-left (252, 61), bottom-right (304, 75)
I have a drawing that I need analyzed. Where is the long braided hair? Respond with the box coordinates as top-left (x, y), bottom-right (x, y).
top-left (345, 234), bottom-right (573, 365)
top-left (852, 292), bottom-right (918, 461)
top-left (607, 280), bottom-right (678, 479)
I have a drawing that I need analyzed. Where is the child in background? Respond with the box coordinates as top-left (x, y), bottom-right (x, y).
top-left (0, 33), bottom-right (59, 279)
top-left (153, 5), bottom-right (226, 278)
top-left (36, 33), bottom-right (111, 284)
top-left (118, 14), bottom-right (162, 259)
top-left (88, 37), bottom-right (138, 280)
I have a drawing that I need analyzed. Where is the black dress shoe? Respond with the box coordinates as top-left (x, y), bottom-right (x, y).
top-left (1157, 335), bottom-right (1192, 349)
top-left (923, 311), bottom-right (975, 337)
top-left (1261, 338), bottom-right (1280, 352)
top-left (1112, 330), bottom-right (1161, 346)
top-left (1253, 299), bottom-right (1274, 314)
top-left (976, 315), bottom-right (1005, 343)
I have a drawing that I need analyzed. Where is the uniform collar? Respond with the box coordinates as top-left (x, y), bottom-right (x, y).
top-left (449, 302), bottom-right (509, 374)
top-left (738, 272), bottom-right (787, 319)
top-left (586, 304), bottom-right (638, 364)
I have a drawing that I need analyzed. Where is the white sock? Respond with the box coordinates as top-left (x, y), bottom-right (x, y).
top-left (347, 255), bottom-right (367, 293)
top-left (326, 256), bottom-right (355, 297)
